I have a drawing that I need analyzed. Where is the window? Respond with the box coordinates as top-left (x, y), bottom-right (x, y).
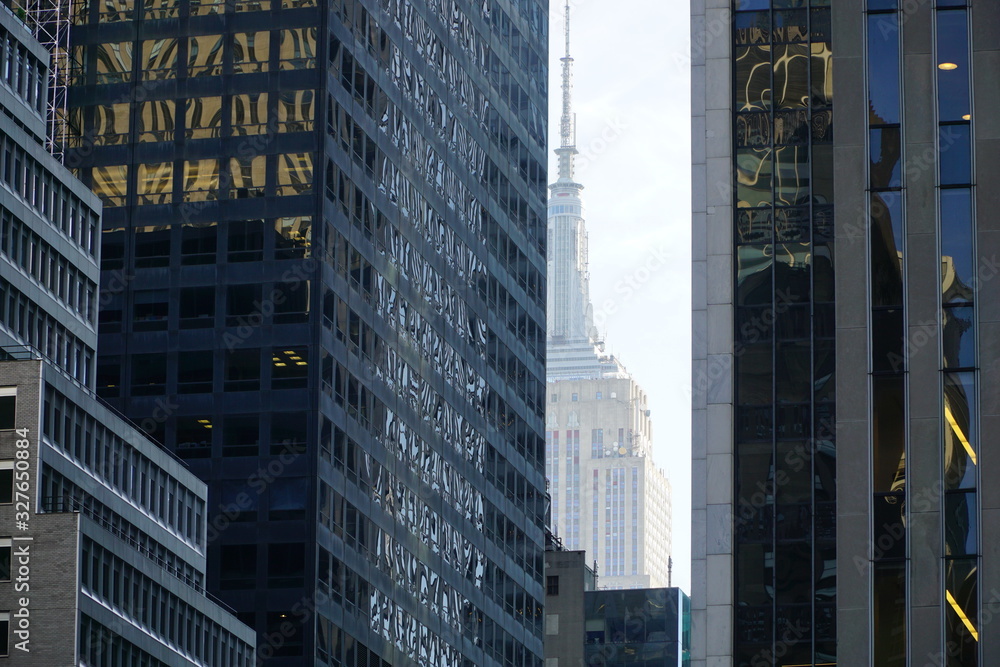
top-left (179, 286), bottom-right (215, 328)
top-left (272, 348), bottom-right (308, 389)
top-left (228, 220), bottom-right (264, 261)
top-left (222, 415), bottom-right (259, 457)
top-left (571, 393), bottom-right (578, 402)
top-left (271, 412), bottom-right (307, 454)
top-left (0, 538), bottom-right (10, 581)
top-left (546, 575), bottom-right (559, 595)
top-left (268, 543), bottom-right (305, 588)
top-left (0, 463), bottom-right (12, 503)
top-left (0, 388), bottom-right (14, 430)
top-left (224, 348), bottom-right (260, 391)
top-left (227, 284), bottom-right (263, 325)
top-left (269, 477), bottom-right (307, 520)
top-left (132, 289), bottom-right (169, 331)
top-left (0, 611), bottom-right (8, 656)
top-left (181, 223), bottom-right (217, 264)
top-left (596, 391), bottom-right (602, 400)
top-left (178, 351), bottom-right (213, 394)
top-left (550, 394), bottom-right (557, 403)
top-left (219, 544), bottom-right (256, 590)
top-left (174, 417), bottom-right (212, 458)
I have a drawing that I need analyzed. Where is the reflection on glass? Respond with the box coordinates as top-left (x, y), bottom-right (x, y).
top-left (137, 100), bottom-right (175, 142)
top-left (230, 156), bottom-right (265, 198)
top-left (943, 306), bottom-right (975, 369)
top-left (98, 0), bottom-right (131, 21)
top-left (277, 90), bottom-right (315, 132)
top-left (735, 45), bottom-right (772, 111)
top-left (275, 217), bottom-right (312, 258)
top-left (873, 494), bottom-right (905, 559)
top-left (773, 110), bottom-right (808, 146)
top-left (774, 146), bottom-right (809, 206)
top-left (92, 165), bottom-right (128, 207)
top-left (871, 192), bottom-right (903, 306)
top-left (143, 0), bottom-right (178, 20)
top-left (812, 144), bottom-right (834, 204)
top-left (774, 242), bottom-right (811, 303)
top-left (810, 41), bottom-right (833, 107)
top-left (137, 162), bottom-right (173, 205)
top-left (940, 124), bottom-right (971, 185)
top-left (190, 0), bottom-right (223, 15)
top-left (737, 343), bottom-right (772, 406)
top-left (188, 35), bottom-right (223, 76)
top-left (873, 375), bottom-right (905, 493)
top-left (775, 341), bottom-right (811, 403)
top-left (945, 491), bottom-right (978, 557)
top-left (735, 11), bottom-right (769, 46)
top-left (945, 558), bottom-right (978, 667)
top-left (185, 97), bottom-right (223, 139)
top-left (867, 14), bottom-right (900, 124)
top-left (941, 189), bottom-right (974, 302)
top-left (276, 153), bottom-right (313, 196)
top-left (736, 147), bottom-right (772, 207)
top-left (234, 32), bottom-right (270, 73)
top-left (183, 160), bottom-right (220, 202)
top-left (870, 127), bottom-right (901, 189)
top-left (142, 39), bottom-right (178, 80)
top-left (279, 28), bottom-right (317, 69)
top-left (736, 245), bottom-right (773, 306)
top-left (232, 93), bottom-right (267, 134)
top-left (936, 9), bottom-right (970, 122)
top-left (773, 10), bottom-right (808, 44)
top-left (736, 112), bottom-right (771, 147)
top-left (773, 44), bottom-right (809, 109)
top-left (93, 103), bottom-right (129, 145)
top-left (774, 207), bottom-right (808, 242)
top-left (95, 42), bottom-right (133, 84)
top-left (737, 208), bottom-right (772, 245)
top-left (943, 372), bottom-right (976, 491)
top-left (873, 563), bottom-right (906, 667)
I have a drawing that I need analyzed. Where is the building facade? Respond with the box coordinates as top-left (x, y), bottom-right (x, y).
top-left (62, 0), bottom-right (550, 663)
top-left (0, 6), bottom-right (255, 662)
top-left (546, 3), bottom-right (672, 591)
top-left (691, 1), bottom-right (1000, 665)
top-left (543, 548), bottom-right (690, 667)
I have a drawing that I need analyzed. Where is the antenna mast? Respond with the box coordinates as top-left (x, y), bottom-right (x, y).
top-left (555, 0), bottom-right (577, 181)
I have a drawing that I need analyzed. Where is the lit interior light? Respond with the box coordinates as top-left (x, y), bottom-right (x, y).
top-left (963, 114), bottom-right (971, 120)
top-left (197, 419), bottom-right (210, 424)
top-left (944, 404), bottom-right (977, 465)
top-left (274, 362), bottom-right (287, 367)
top-left (947, 590), bottom-right (979, 641)
top-left (939, 62), bottom-right (959, 70)
top-left (295, 361), bottom-right (307, 366)
top-left (283, 350), bottom-right (297, 355)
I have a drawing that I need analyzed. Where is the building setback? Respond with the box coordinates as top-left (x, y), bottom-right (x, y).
top-left (546, 2), bottom-right (672, 590)
top-left (692, 0), bottom-right (1000, 665)
top-left (64, 0), bottom-right (550, 663)
top-left (0, 5), bottom-right (254, 662)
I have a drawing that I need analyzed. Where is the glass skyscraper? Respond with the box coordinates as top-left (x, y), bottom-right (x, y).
top-left (63, 0), bottom-right (550, 663)
top-left (692, 1), bottom-right (1000, 666)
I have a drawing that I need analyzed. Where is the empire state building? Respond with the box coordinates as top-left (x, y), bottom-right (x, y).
top-left (545, 3), bottom-right (672, 590)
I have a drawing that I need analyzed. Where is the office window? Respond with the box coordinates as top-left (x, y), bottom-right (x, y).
top-left (132, 289), bottom-right (169, 331)
top-left (268, 543), bottom-right (305, 588)
top-left (136, 162), bottom-right (173, 205)
top-left (91, 165), bottom-right (127, 207)
top-left (268, 477), bottom-right (307, 520)
top-left (596, 391), bottom-right (602, 400)
top-left (546, 576), bottom-right (559, 595)
top-left (0, 611), bottom-right (8, 656)
top-left (131, 354), bottom-right (167, 394)
top-left (229, 155), bottom-right (265, 197)
top-left (228, 220), bottom-right (264, 260)
top-left (550, 394), bottom-right (557, 403)
top-left (187, 34), bottom-right (223, 77)
top-left (220, 544), bottom-right (256, 590)
top-left (225, 348), bottom-right (260, 391)
top-left (571, 393), bottom-right (578, 402)
top-left (178, 351), bottom-right (213, 394)
top-left (183, 160), bottom-right (219, 202)
top-left (0, 463), bottom-right (12, 503)
top-left (137, 100), bottom-right (175, 142)
top-left (222, 415), bottom-right (259, 457)
top-left (233, 32), bottom-right (270, 73)
top-left (184, 97), bottom-right (223, 139)
top-left (0, 388), bottom-right (14, 430)
top-left (0, 539), bottom-right (9, 582)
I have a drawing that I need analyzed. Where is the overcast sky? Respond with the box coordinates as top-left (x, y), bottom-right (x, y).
top-left (547, 0), bottom-right (693, 592)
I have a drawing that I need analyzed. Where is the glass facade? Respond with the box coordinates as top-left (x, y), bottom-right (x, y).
top-left (66, 0), bottom-right (548, 663)
top-left (583, 588), bottom-right (689, 667)
top-left (936, 4), bottom-right (979, 666)
top-left (732, 0), bottom-right (835, 664)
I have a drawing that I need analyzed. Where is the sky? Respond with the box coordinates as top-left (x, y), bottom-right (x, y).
top-left (547, 0), bottom-right (693, 591)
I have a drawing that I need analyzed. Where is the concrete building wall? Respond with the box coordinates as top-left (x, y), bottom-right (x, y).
top-left (544, 550), bottom-right (590, 667)
top-left (690, 0), bottom-right (733, 664)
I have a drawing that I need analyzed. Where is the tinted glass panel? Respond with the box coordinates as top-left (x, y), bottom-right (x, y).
top-left (868, 13), bottom-right (900, 124)
top-left (942, 306), bottom-right (975, 369)
top-left (940, 124), bottom-right (971, 185)
top-left (945, 491), bottom-right (978, 556)
top-left (872, 308), bottom-right (904, 373)
top-left (940, 188), bottom-right (974, 302)
top-left (873, 375), bottom-right (905, 493)
top-left (936, 10), bottom-right (970, 122)
top-left (944, 372), bottom-right (977, 490)
top-left (873, 563), bottom-right (906, 667)
top-left (870, 127), bottom-right (901, 188)
top-left (944, 558), bottom-right (978, 667)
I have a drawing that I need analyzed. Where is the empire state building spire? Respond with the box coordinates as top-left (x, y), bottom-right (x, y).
top-left (555, 0), bottom-right (578, 183)
top-left (546, 3), bottom-right (624, 380)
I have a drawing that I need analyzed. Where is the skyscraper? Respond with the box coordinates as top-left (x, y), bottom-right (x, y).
top-left (0, 6), bottom-right (254, 662)
top-left (63, 0), bottom-right (550, 663)
top-left (546, 3), bottom-right (671, 590)
top-left (692, 1), bottom-right (1000, 665)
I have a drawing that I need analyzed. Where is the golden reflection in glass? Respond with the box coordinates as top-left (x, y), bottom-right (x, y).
top-left (939, 62), bottom-right (959, 71)
top-left (811, 41), bottom-right (833, 107)
top-left (275, 216), bottom-right (312, 257)
top-left (735, 44), bottom-right (772, 111)
top-left (235, 0), bottom-right (270, 11)
top-left (774, 145), bottom-right (809, 206)
top-left (92, 165), bottom-right (128, 207)
top-left (943, 373), bottom-right (977, 491)
top-left (142, 38), bottom-right (178, 80)
top-left (183, 160), bottom-right (220, 202)
top-left (95, 42), bottom-right (133, 84)
top-left (143, 0), bottom-right (178, 20)
top-left (91, 103), bottom-right (130, 145)
top-left (282, 0), bottom-right (315, 7)
top-left (278, 90), bottom-right (315, 132)
top-left (276, 153), bottom-right (313, 196)
top-left (773, 43), bottom-right (809, 109)
top-left (230, 156), bottom-right (265, 198)
top-left (735, 147), bottom-right (772, 208)
top-left (279, 28), bottom-right (317, 70)
top-left (233, 32), bottom-right (270, 73)
top-left (190, 0), bottom-right (223, 15)
top-left (137, 100), bottom-right (175, 142)
top-left (98, 0), bottom-right (130, 22)
top-left (70, 45), bottom-right (87, 85)
top-left (185, 97), bottom-right (223, 139)
top-left (188, 34), bottom-right (223, 77)
top-left (137, 162), bottom-right (174, 205)
top-left (231, 93), bottom-right (267, 134)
